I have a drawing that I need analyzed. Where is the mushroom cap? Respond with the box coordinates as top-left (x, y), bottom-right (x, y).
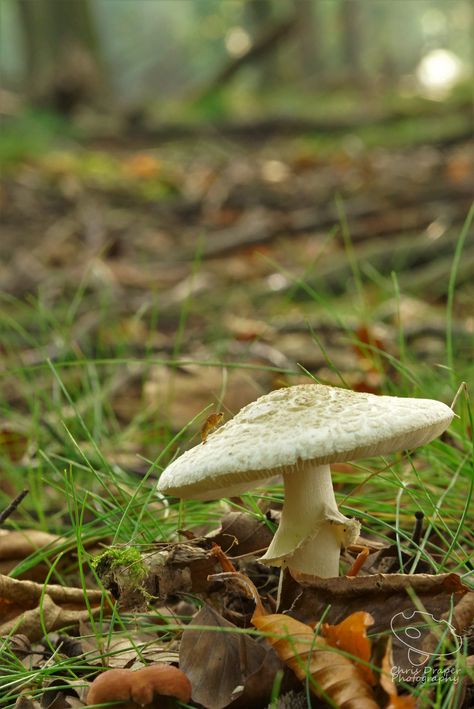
top-left (86, 664), bottom-right (192, 706)
top-left (157, 384), bottom-right (453, 500)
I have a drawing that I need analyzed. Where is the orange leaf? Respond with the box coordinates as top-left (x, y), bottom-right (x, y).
top-left (381, 639), bottom-right (416, 709)
top-left (209, 571), bottom-right (379, 708)
top-left (322, 610), bottom-right (375, 684)
top-left (252, 612), bottom-right (379, 708)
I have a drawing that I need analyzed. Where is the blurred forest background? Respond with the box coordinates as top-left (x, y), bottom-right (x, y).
top-left (1, 6), bottom-right (474, 708)
top-left (1, 0), bottom-right (473, 116)
top-left (1, 0), bottom-right (473, 438)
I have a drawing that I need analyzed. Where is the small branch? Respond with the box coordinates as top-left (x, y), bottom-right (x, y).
top-left (0, 489), bottom-right (29, 525)
top-left (197, 15), bottom-right (297, 99)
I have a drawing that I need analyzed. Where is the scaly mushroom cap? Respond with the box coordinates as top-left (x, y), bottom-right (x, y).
top-left (157, 384), bottom-right (453, 500)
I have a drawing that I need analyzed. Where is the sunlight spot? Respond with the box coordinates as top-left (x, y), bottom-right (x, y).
top-left (225, 26), bottom-right (251, 57)
top-left (267, 273), bottom-right (288, 291)
top-left (261, 159), bottom-right (289, 183)
top-left (416, 49), bottom-right (465, 98)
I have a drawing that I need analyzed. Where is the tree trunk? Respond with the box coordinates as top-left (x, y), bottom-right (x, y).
top-left (294, 0), bottom-right (323, 80)
top-left (340, 0), bottom-right (364, 81)
top-left (17, 0), bottom-right (104, 112)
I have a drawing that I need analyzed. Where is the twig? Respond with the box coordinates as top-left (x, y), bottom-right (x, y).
top-left (0, 489), bottom-right (29, 525)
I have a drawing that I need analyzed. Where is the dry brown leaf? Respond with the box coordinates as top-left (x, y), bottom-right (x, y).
top-left (0, 530), bottom-right (103, 581)
top-left (291, 572), bottom-right (468, 633)
top-left (0, 426), bottom-right (29, 462)
top-left (14, 698), bottom-right (41, 709)
top-left (0, 530), bottom-right (62, 561)
top-left (207, 510), bottom-right (275, 557)
top-left (381, 639), bottom-right (416, 708)
top-left (0, 574), bottom-right (108, 641)
top-left (422, 590), bottom-right (474, 653)
top-left (143, 364), bottom-right (266, 430)
top-left (322, 611), bottom-right (375, 685)
top-left (253, 612), bottom-right (378, 708)
top-left (179, 604), bottom-right (286, 709)
top-left (211, 571), bottom-right (378, 709)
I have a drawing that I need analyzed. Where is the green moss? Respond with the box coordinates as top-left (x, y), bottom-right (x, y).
top-left (91, 545), bottom-right (147, 586)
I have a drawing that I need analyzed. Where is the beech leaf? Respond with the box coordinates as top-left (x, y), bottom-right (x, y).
top-left (322, 610), bottom-right (375, 685)
top-left (253, 612), bottom-right (379, 709)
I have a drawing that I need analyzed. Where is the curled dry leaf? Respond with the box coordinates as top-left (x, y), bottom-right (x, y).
top-left (0, 573), bottom-right (107, 641)
top-left (346, 547), bottom-right (370, 577)
top-left (322, 611), bottom-right (375, 685)
top-left (0, 529), bottom-right (64, 579)
top-left (211, 571), bottom-right (378, 709)
top-left (14, 698), bottom-right (41, 709)
top-left (206, 510), bottom-right (276, 557)
top-left (381, 640), bottom-right (416, 708)
top-left (179, 604), bottom-right (286, 709)
top-left (0, 529), bottom-right (104, 581)
top-left (421, 589), bottom-right (474, 656)
top-left (291, 572), bottom-right (468, 633)
top-left (0, 530), bottom-right (62, 562)
top-left (253, 612), bottom-right (378, 709)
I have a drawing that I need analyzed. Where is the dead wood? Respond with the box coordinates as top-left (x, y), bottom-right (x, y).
top-left (199, 184), bottom-right (472, 259)
top-left (197, 15), bottom-right (298, 99)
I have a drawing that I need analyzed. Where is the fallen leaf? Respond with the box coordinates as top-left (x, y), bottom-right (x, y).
top-left (0, 574), bottom-right (108, 641)
top-left (179, 604), bottom-right (286, 709)
top-left (122, 153), bottom-right (161, 180)
top-left (0, 426), bottom-right (29, 462)
top-left (291, 572), bottom-right (468, 633)
top-left (380, 639), bottom-right (416, 708)
top-left (211, 570), bottom-right (378, 708)
top-left (143, 364), bottom-right (266, 431)
top-left (0, 530), bottom-right (103, 581)
top-left (322, 611), bottom-right (375, 684)
top-left (0, 530), bottom-right (62, 562)
top-left (153, 543), bottom-right (223, 602)
top-left (253, 612), bottom-right (378, 708)
top-left (14, 698), bottom-right (41, 709)
top-left (207, 511), bottom-right (275, 557)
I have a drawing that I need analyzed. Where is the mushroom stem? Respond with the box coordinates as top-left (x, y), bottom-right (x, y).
top-left (262, 464), bottom-right (359, 577)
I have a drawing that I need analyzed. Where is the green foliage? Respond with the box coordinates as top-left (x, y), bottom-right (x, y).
top-left (0, 110), bottom-right (71, 167)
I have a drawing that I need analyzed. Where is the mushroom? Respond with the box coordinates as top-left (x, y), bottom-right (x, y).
top-left (157, 384), bottom-right (453, 578)
top-left (86, 664), bottom-right (192, 707)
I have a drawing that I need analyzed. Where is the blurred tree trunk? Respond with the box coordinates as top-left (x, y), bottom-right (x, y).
top-left (246, 0), bottom-right (279, 86)
top-left (340, 0), bottom-right (364, 81)
top-left (294, 0), bottom-right (323, 79)
top-left (17, 0), bottom-right (104, 113)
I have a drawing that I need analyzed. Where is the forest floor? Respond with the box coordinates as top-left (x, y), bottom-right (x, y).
top-left (0, 110), bottom-right (473, 708)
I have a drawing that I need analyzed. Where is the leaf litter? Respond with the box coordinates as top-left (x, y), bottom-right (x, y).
top-left (1, 134), bottom-right (473, 707)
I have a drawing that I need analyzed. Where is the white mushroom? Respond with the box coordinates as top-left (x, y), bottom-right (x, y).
top-left (157, 384), bottom-right (453, 578)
